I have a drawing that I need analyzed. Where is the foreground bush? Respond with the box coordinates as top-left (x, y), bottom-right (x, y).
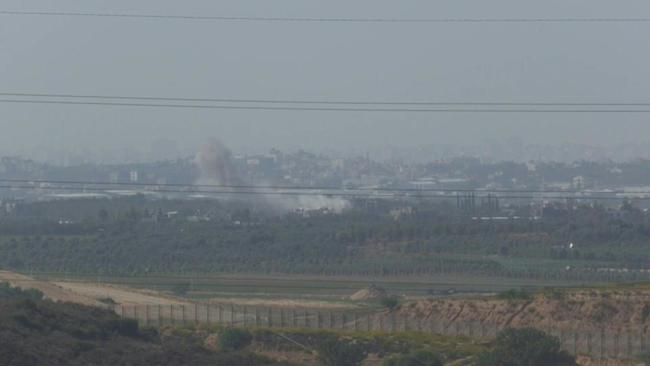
top-left (0, 288), bottom-right (286, 366)
top-left (219, 328), bottom-right (253, 351)
top-left (383, 349), bottom-right (443, 366)
top-left (315, 337), bottom-right (368, 366)
top-left (477, 328), bottom-right (576, 366)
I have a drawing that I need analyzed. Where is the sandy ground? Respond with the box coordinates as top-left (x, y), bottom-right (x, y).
top-left (0, 270), bottom-right (101, 306)
top-left (205, 297), bottom-right (357, 309)
top-left (0, 270), bottom-right (189, 307)
top-left (54, 281), bottom-right (191, 306)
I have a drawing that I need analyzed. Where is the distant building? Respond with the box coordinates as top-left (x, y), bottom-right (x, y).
top-left (109, 171), bottom-right (119, 183)
top-left (129, 170), bottom-right (139, 182)
top-left (572, 176), bottom-right (585, 189)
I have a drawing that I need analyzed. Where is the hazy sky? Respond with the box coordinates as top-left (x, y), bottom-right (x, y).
top-left (2, 0), bottom-right (650, 158)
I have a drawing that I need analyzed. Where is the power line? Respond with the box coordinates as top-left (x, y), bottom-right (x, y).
top-left (1, 183), bottom-right (648, 201)
top-left (3, 178), bottom-right (649, 195)
top-left (2, 11), bottom-right (650, 24)
top-left (2, 92), bottom-right (650, 107)
top-left (3, 99), bottom-right (650, 113)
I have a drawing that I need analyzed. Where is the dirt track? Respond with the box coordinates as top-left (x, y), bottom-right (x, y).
top-left (0, 270), bottom-right (188, 307)
top-left (54, 281), bottom-right (191, 306)
top-left (0, 270), bottom-right (102, 306)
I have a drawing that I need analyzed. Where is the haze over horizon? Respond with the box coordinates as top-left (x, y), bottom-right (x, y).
top-left (2, 0), bottom-right (650, 161)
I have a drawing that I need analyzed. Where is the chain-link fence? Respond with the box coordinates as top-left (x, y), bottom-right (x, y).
top-left (114, 303), bottom-right (650, 359)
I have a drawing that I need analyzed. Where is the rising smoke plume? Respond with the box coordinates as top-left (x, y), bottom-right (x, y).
top-left (194, 138), bottom-right (240, 186)
top-left (194, 139), bottom-right (350, 213)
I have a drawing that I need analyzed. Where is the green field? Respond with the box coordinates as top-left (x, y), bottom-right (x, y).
top-left (32, 271), bottom-right (579, 302)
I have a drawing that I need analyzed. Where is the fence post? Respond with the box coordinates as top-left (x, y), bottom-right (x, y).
top-left (182, 304), bottom-right (186, 324)
top-left (353, 313), bottom-right (358, 331)
top-left (194, 303), bottom-right (198, 324)
top-left (145, 305), bottom-right (150, 326)
top-left (171, 305), bottom-right (175, 325)
top-left (378, 315), bottom-right (384, 333)
top-left (243, 306), bottom-right (248, 327)
top-left (120, 305), bottom-right (124, 318)
top-left (627, 330), bottom-right (632, 358)
top-left (268, 307), bottom-right (273, 328)
top-left (600, 328), bottom-right (605, 360)
top-left (218, 305), bottom-right (223, 324)
top-left (640, 329), bottom-right (646, 352)
top-left (573, 332), bottom-right (578, 356)
top-left (158, 304), bottom-right (162, 326)
top-left (207, 304), bottom-right (211, 324)
top-left (367, 314), bottom-right (371, 332)
top-left (255, 307), bottom-right (259, 327)
top-left (329, 311), bottom-right (333, 329)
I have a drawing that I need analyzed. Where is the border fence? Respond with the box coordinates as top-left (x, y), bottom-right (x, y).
top-left (115, 303), bottom-right (650, 359)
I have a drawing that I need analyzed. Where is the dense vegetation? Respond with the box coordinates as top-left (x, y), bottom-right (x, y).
top-left (1, 196), bottom-right (650, 280)
top-left (477, 328), bottom-right (576, 366)
top-left (0, 287), bottom-right (286, 366)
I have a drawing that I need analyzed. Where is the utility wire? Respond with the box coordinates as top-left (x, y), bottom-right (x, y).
top-left (1, 184), bottom-right (649, 201)
top-left (2, 11), bottom-right (650, 23)
top-left (2, 178), bottom-right (649, 195)
top-left (2, 99), bottom-right (650, 113)
top-left (2, 92), bottom-right (650, 107)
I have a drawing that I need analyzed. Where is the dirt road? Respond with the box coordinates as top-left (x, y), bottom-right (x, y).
top-left (0, 270), bottom-right (188, 307)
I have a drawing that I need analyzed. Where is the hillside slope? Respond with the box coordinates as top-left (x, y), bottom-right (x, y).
top-left (398, 289), bottom-right (650, 332)
top-left (0, 297), bottom-right (286, 366)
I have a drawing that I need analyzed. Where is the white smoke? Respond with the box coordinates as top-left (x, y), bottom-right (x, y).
top-left (269, 193), bottom-right (351, 214)
top-left (194, 139), bottom-right (350, 213)
top-left (194, 138), bottom-right (239, 186)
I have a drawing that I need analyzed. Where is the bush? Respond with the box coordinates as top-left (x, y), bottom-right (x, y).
top-left (170, 282), bottom-right (190, 296)
top-left (383, 349), bottom-right (443, 366)
top-left (497, 289), bottom-right (531, 301)
top-left (219, 328), bottom-right (253, 351)
top-left (636, 351), bottom-right (650, 362)
top-left (477, 328), bottom-right (576, 366)
top-left (315, 337), bottom-right (368, 366)
top-left (0, 283), bottom-right (44, 301)
top-left (380, 297), bottom-right (400, 311)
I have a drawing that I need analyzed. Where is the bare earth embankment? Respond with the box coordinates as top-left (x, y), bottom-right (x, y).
top-left (0, 270), bottom-right (188, 306)
top-left (398, 289), bottom-right (650, 332)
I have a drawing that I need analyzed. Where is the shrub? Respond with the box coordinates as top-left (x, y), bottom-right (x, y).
top-left (170, 282), bottom-right (191, 296)
top-left (0, 283), bottom-right (44, 301)
top-left (383, 349), bottom-right (443, 366)
top-left (477, 328), bottom-right (576, 366)
top-left (636, 351), bottom-right (650, 362)
top-left (105, 318), bottom-right (140, 337)
top-left (219, 327), bottom-right (253, 351)
top-left (315, 337), bottom-right (368, 366)
top-left (380, 297), bottom-right (400, 311)
top-left (542, 288), bottom-right (566, 300)
top-left (497, 289), bottom-right (531, 301)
